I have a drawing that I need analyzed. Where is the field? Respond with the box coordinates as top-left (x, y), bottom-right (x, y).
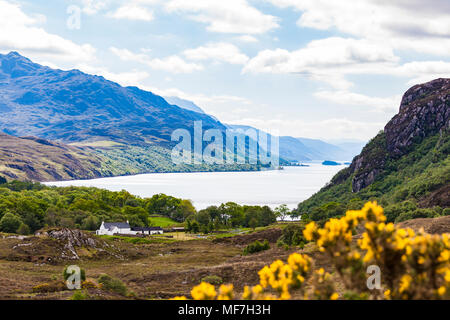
top-left (0, 227), bottom-right (291, 299)
top-left (0, 215), bottom-right (449, 300)
top-left (149, 216), bottom-right (183, 228)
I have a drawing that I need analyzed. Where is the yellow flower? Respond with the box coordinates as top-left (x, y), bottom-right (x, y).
top-left (171, 296), bottom-right (188, 300)
top-left (445, 270), bottom-right (450, 283)
top-left (384, 289), bottom-right (391, 298)
top-left (399, 275), bottom-right (412, 293)
top-left (191, 282), bottom-right (217, 300)
top-left (437, 286), bottom-right (446, 296)
top-left (330, 293), bottom-right (339, 300)
top-left (217, 284), bottom-right (234, 300)
top-left (303, 222), bottom-right (317, 241)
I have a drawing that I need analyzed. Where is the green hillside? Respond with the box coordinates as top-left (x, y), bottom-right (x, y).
top-left (296, 78), bottom-right (450, 223)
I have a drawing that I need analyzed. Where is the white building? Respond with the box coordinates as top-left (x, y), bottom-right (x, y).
top-left (96, 221), bottom-right (163, 236)
top-left (132, 226), bottom-right (164, 235)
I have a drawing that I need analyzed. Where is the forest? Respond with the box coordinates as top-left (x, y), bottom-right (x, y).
top-left (0, 178), bottom-right (277, 234)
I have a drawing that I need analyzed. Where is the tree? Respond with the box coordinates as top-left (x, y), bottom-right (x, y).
top-left (0, 176), bottom-right (6, 184)
top-left (128, 215), bottom-right (145, 227)
top-left (123, 206), bottom-right (149, 226)
top-left (0, 212), bottom-right (22, 233)
top-left (259, 206), bottom-right (276, 226)
top-left (249, 217), bottom-right (258, 230)
top-left (275, 204), bottom-right (290, 222)
top-left (17, 223), bottom-right (31, 235)
top-left (82, 215), bottom-right (100, 231)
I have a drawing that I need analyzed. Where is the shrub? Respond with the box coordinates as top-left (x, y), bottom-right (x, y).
top-left (81, 280), bottom-right (99, 289)
top-left (0, 212), bottom-right (22, 233)
top-left (201, 275), bottom-right (223, 285)
top-left (98, 274), bottom-right (128, 296)
top-left (70, 290), bottom-right (89, 300)
top-left (277, 224), bottom-right (307, 248)
top-left (243, 240), bottom-right (270, 255)
top-left (32, 281), bottom-right (66, 293)
top-left (174, 202), bottom-right (450, 300)
top-left (17, 223), bottom-right (31, 235)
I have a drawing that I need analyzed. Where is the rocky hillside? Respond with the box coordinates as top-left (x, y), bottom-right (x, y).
top-left (0, 132), bottom-right (118, 181)
top-left (296, 78), bottom-right (449, 223)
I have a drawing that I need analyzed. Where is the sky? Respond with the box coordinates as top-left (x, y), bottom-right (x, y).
top-left (1, 0), bottom-right (450, 141)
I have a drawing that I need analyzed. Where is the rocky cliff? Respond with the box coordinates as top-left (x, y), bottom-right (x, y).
top-left (297, 78), bottom-right (449, 222)
top-left (350, 78), bottom-right (449, 193)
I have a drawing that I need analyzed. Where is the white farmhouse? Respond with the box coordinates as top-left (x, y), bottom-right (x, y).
top-left (96, 221), bottom-right (164, 236)
top-left (96, 221), bottom-right (135, 236)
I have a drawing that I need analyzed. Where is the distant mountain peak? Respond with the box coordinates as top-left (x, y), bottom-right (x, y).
top-left (0, 51), bottom-right (44, 77)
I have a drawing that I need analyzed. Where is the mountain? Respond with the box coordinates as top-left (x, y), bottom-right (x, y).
top-left (0, 52), bottom-right (266, 180)
top-left (0, 132), bottom-right (119, 181)
top-left (227, 124), bottom-right (360, 161)
top-left (296, 78), bottom-right (450, 223)
top-left (0, 52), bottom-right (225, 146)
top-left (164, 96), bottom-right (205, 114)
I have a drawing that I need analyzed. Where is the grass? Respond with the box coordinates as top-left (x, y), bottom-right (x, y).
top-left (0, 225), bottom-right (301, 299)
top-left (149, 216), bottom-right (182, 228)
top-left (99, 234), bottom-right (177, 244)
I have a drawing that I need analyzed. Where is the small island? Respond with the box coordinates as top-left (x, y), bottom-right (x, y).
top-left (322, 160), bottom-right (341, 166)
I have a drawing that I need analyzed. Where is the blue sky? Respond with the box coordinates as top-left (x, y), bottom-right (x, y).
top-left (1, 0), bottom-right (450, 141)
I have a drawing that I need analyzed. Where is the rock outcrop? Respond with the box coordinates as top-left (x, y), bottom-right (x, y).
top-left (385, 78), bottom-right (450, 158)
top-left (40, 228), bottom-right (105, 260)
top-left (348, 78), bottom-right (449, 192)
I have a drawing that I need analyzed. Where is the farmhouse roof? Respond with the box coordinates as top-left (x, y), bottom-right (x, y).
top-left (103, 222), bottom-right (130, 230)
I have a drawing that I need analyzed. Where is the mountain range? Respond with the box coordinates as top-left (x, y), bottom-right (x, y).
top-left (0, 52), bottom-right (363, 181)
top-left (227, 124), bottom-right (364, 161)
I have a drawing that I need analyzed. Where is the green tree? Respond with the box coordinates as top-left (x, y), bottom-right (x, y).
top-left (0, 212), bottom-right (22, 233)
top-left (249, 217), bottom-right (258, 230)
top-left (275, 204), bottom-right (290, 221)
top-left (82, 215), bottom-right (100, 231)
top-left (17, 223), bottom-right (31, 235)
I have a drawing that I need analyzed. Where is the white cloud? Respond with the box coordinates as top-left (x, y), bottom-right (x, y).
top-left (243, 35), bottom-right (450, 89)
top-left (183, 42), bottom-right (249, 65)
top-left (267, 0), bottom-right (450, 56)
top-left (243, 37), bottom-right (399, 89)
top-left (80, 0), bottom-right (109, 15)
top-left (165, 0), bottom-right (279, 34)
top-left (110, 47), bottom-right (203, 73)
top-left (146, 86), bottom-right (252, 106)
top-left (314, 91), bottom-right (401, 113)
top-left (394, 61), bottom-right (450, 85)
top-left (244, 37), bottom-right (398, 73)
top-left (0, 0), bottom-right (96, 65)
top-left (107, 5), bottom-right (154, 21)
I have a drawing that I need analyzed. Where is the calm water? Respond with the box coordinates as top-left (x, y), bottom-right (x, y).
top-left (45, 164), bottom-right (346, 210)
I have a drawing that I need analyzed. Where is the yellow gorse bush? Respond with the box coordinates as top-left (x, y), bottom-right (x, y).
top-left (172, 202), bottom-right (450, 300)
